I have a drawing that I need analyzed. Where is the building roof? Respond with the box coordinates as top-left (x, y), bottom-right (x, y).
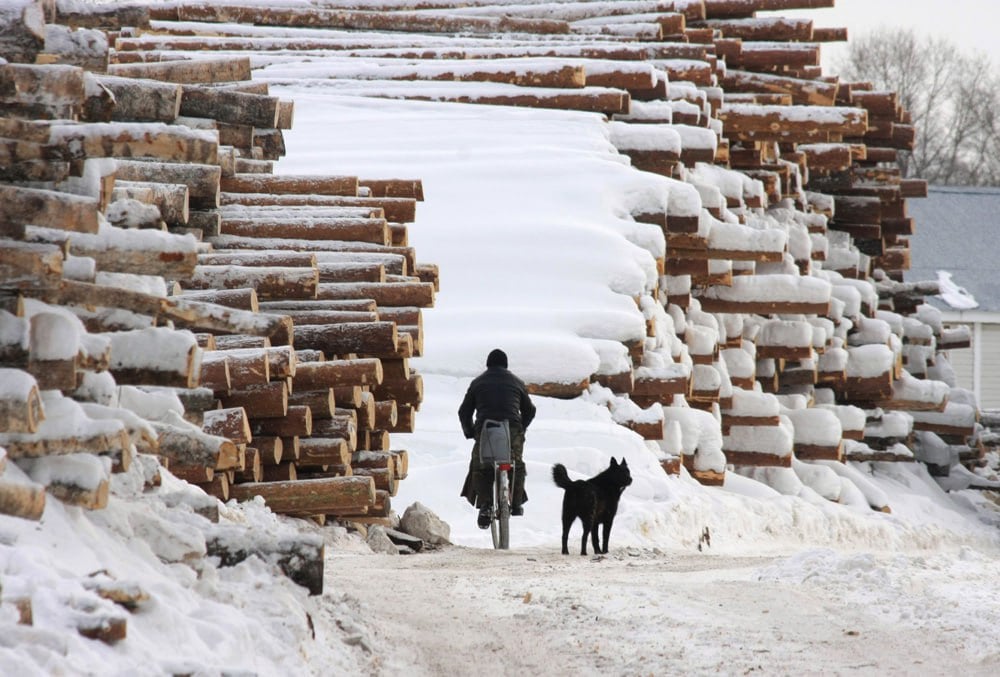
top-left (906, 186), bottom-right (1000, 313)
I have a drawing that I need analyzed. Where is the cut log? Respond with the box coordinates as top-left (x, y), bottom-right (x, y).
top-left (249, 405), bottom-right (312, 437)
top-left (297, 437), bottom-right (350, 468)
top-left (114, 160), bottom-right (220, 210)
top-left (0, 2), bottom-right (46, 63)
top-left (111, 180), bottom-right (189, 225)
top-left (220, 216), bottom-right (389, 245)
top-left (183, 265), bottom-right (319, 300)
top-left (371, 373), bottom-right (423, 409)
top-left (198, 251), bottom-right (317, 268)
top-left (220, 173), bottom-right (358, 196)
top-left (93, 74), bottom-right (181, 122)
top-left (202, 407), bottom-right (251, 446)
top-left (219, 192), bottom-right (417, 224)
top-left (152, 418), bottom-right (235, 467)
top-left (179, 84), bottom-right (279, 127)
top-left (107, 56), bottom-right (252, 84)
top-left (0, 185), bottom-right (99, 239)
top-left (219, 382), bottom-right (288, 419)
top-left (228, 475), bottom-right (375, 516)
top-left (48, 122), bottom-right (218, 165)
top-left (0, 477), bottom-right (46, 520)
top-left (173, 5), bottom-right (570, 35)
top-left (310, 414), bottom-right (358, 451)
top-left (288, 388), bottom-right (336, 419)
top-left (253, 435), bottom-right (283, 465)
top-left (293, 322), bottom-right (398, 358)
top-left (202, 349), bottom-right (270, 389)
top-left (0, 369), bottom-right (44, 433)
top-left (316, 281), bottom-right (434, 308)
top-left (0, 241), bottom-right (63, 290)
top-left (293, 359), bottom-right (383, 390)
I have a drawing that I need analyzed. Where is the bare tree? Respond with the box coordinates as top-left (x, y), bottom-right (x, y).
top-left (836, 27), bottom-right (1000, 185)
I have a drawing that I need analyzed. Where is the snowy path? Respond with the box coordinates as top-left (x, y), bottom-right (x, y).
top-left (318, 544), bottom-right (998, 676)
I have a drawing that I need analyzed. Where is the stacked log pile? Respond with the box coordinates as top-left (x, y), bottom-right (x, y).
top-left (103, 0), bottom-right (982, 496)
top-left (0, 0), bottom-right (438, 613)
top-left (2, 0), bottom-right (982, 558)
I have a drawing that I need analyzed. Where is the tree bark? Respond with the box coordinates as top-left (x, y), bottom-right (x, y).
top-left (294, 323), bottom-right (398, 358)
top-left (219, 381), bottom-right (288, 419)
top-left (250, 405), bottom-right (312, 437)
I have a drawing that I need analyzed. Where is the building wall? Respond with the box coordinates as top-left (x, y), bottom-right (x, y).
top-left (940, 320), bottom-right (1000, 409)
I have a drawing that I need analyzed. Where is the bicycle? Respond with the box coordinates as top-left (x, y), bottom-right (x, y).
top-left (479, 419), bottom-right (514, 550)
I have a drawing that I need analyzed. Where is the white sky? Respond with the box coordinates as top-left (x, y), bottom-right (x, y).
top-left (783, 0), bottom-right (1000, 73)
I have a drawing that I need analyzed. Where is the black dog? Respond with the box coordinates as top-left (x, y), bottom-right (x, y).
top-left (552, 458), bottom-right (632, 556)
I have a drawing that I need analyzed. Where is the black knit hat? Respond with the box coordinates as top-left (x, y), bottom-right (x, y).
top-left (486, 348), bottom-right (508, 368)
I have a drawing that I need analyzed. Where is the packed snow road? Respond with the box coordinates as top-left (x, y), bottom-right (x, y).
top-left (315, 544), bottom-right (1000, 676)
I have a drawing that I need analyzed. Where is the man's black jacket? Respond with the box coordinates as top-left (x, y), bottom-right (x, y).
top-left (458, 366), bottom-right (536, 439)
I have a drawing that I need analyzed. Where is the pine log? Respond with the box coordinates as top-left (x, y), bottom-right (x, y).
top-left (374, 400), bottom-right (398, 429)
top-left (288, 388), bottom-right (336, 419)
top-left (0, 477), bottom-right (46, 520)
top-left (352, 466), bottom-right (396, 495)
top-left (311, 414), bottom-right (358, 451)
top-left (92, 74), bottom-right (181, 122)
top-left (26, 224), bottom-right (198, 279)
top-left (208, 235), bottom-right (416, 274)
top-left (228, 475), bottom-right (375, 515)
top-left (114, 160), bottom-right (220, 210)
top-left (220, 174), bottom-right (358, 196)
top-left (202, 407), bottom-right (251, 446)
top-left (197, 353), bottom-right (231, 392)
top-left (293, 323), bottom-right (397, 358)
top-left (213, 335), bottom-right (270, 350)
top-left (196, 473), bottom-right (230, 501)
top-left (174, 5), bottom-right (569, 35)
top-left (179, 84), bottom-right (279, 127)
top-left (107, 56), bottom-right (252, 84)
top-left (1, 63), bottom-right (82, 118)
top-left (333, 386), bottom-right (363, 408)
top-left (111, 180), bottom-right (189, 225)
top-left (718, 103), bottom-right (866, 140)
top-left (297, 437), bottom-right (350, 468)
top-left (168, 463), bottom-right (214, 483)
top-left (261, 299), bottom-right (378, 314)
top-left (389, 404), bottom-right (416, 433)
top-left (253, 436), bottom-right (283, 465)
top-left (265, 346), bottom-right (296, 379)
top-left (250, 405), bottom-right (312, 437)
top-left (0, 185), bottom-right (99, 239)
top-left (152, 420), bottom-right (235, 467)
top-left (176, 287), bottom-right (258, 311)
top-left (48, 122), bottom-right (218, 164)
top-left (219, 193), bottom-right (417, 224)
top-left (371, 373), bottom-right (423, 409)
top-left (202, 349), bottom-right (270, 389)
top-left (315, 281), bottom-right (434, 308)
top-left (198, 251), bottom-right (317, 268)
top-left (234, 446), bottom-right (263, 483)
top-left (220, 216), bottom-right (389, 245)
top-left (721, 69), bottom-right (838, 106)
top-left (0, 370), bottom-right (43, 433)
top-left (293, 359), bottom-right (382, 391)
top-left (278, 310), bottom-right (380, 326)
top-left (29, 280), bottom-right (288, 341)
top-left (219, 382), bottom-right (288, 419)
top-left (46, 477), bottom-right (110, 510)
top-left (252, 128), bottom-right (285, 160)
top-left (183, 265), bottom-right (318, 301)
top-left (0, 241), bottom-right (63, 290)
top-left (0, 2), bottom-right (46, 63)
top-left (261, 461), bottom-right (297, 482)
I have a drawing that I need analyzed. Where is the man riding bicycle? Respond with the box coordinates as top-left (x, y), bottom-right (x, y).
top-left (458, 349), bottom-right (536, 529)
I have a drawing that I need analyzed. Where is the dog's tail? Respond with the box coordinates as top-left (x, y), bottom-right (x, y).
top-left (552, 463), bottom-right (573, 489)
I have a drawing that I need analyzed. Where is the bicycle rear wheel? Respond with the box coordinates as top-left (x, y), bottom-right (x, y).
top-left (492, 465), bottom-right (511, 550)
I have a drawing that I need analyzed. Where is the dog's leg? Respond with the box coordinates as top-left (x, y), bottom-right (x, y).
top-left (600, 518), bottom-right (614, 554)
top-left (560, 507), bottom-right (573, 555)
top-left (592, 520), bottom-right (602, 554)
top-left (579, 516), bottom-right (591, 556)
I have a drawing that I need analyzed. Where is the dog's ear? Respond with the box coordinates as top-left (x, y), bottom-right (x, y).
top-left (609, 457), bottom-right (618, 467)
top-left (621, 458), bottom-right (628, 467)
